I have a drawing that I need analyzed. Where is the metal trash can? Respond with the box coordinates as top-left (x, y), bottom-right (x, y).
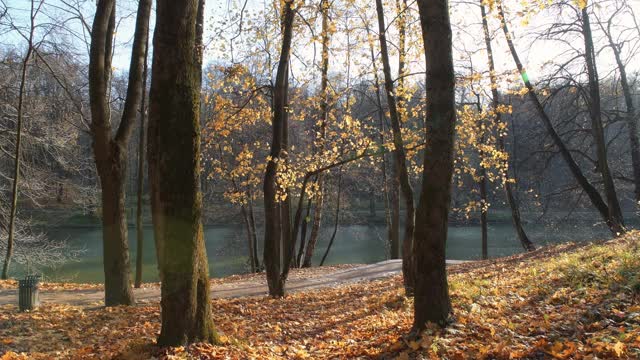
top-left (18, 274), bottom-right (41, 311)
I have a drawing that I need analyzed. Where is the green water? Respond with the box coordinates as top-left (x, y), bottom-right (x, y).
top-left (30, 219), bottom-right (619, 283)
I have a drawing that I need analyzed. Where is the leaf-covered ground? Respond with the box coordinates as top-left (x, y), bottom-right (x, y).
top-left (1, 232), bottom-right (640, 359)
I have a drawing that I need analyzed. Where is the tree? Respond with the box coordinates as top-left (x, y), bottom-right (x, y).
top-left (147, 0), bottom-right (219, 346)
top-left (375, 0), bottom-right (415, 294)
top-left (263, 0), bottom-right (296, 297)
top-left (580, 1), bottom-right (624, 228)
top-left (594, 1), bottom-right (640, 207)
top-left (134, 40), bottom-right (149, 289)
top-left (413, 0), bottom-right (456, 329)
top-left (479, 0), bottom-right (534, 252)
top-left (301, 0), bottom-right (331, 269)
top-left (495, 0), bottom-right (625, 236)
top-left (1, 0), bottom-right (41, 279)
top-left (88, 0), bottom-right (151, 305)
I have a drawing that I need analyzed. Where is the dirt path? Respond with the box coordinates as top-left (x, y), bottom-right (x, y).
top-left (0, 260), bottom-right (467, 306)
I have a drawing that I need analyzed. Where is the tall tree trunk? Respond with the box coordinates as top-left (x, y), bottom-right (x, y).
top-left (581, 6), bottom-right (625, 229)
top-left (240, 204), bottom-right (256, 272)
top-left (99, 166), bottom-right (134, 305)
top-left (599, 12), bottom-right (640, 205)
top-left (476, 99), bottom-right (489, 260)
top-left (479, 170), bottom-right (488, 260)
top-left (365, 23), bottom-right (396, 259)
top-left (320, 168), bottom-right (343, 266)
top-left (390, 159), bottom-right (401, 260)
top-left (89, 0), bottom-right (150, 305)
top-left (296, 196), bottom-right (312, 266)
top-left (135, 38), bottom-right (149, 289)
top-left (247, 192), bottom-right (260, 270)
top-left (496, 1), bottom-right (625, 236)
top-left (148, 0), bottom-right (218, 346)
top-left (2, 4), bottom-right (34, 279)
top-left (479, 1), bottom-right (534, 252)
top-left (302, 0), bottom-right (330, 268)
top-left (375, 0), bottom-right (415, 294)
top-left (264, 0), bottom-right (295, 296)
top-left (413, 0), bottom-right (455, 330)
top-left (302, 184), bottom-right (323, 267)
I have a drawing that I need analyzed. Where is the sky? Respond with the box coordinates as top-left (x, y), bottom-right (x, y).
top-left (2, 0), bottom-right (640, 87)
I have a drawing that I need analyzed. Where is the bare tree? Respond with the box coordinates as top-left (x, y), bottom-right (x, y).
top-left (88, 0), bottom-right (151, 305)
top-left (1, 0), bottom-right (43, 279)
top-left (496, 0), bottom-right (625, 235)
top-left (479, 0), bottom-right (534, 252)
top-left (594, 1), bottom-right (640, 206)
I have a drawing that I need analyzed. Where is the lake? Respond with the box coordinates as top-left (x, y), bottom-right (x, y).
top-left (31, 218), bottom-right (623, 283)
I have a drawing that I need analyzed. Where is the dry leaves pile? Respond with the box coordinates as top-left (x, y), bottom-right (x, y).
top-left (1, 232), bottom-right (640, 359)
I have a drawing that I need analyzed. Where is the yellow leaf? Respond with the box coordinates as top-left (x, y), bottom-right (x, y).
top-left (613, 341), bottom-right (625, 357)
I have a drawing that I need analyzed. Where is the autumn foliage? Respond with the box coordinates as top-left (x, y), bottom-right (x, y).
top-left (1, 232), bottom-right (639, 359)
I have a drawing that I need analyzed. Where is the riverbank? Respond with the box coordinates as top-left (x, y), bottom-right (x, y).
top-left (1, 231), bottom-right (638, 359)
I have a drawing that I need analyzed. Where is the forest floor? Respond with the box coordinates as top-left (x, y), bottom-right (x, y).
top-left (1, 232), bottom-right (640, 359)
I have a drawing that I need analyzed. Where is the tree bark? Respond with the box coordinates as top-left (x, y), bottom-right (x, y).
top-left (148, 0), bottom-right (218, 346)
top-left (296, 196), bottom-right (312, 266)
top-left (247, 192), bottom-right (260, 271)
top-left (89, 0), bottom-right (150, 305)
top-left (320, 168), bottom-right (343, 266)
top-left (375, 0), bottom-right (415, 294)
top-left (302, 0), bottom-right (330, 268)
top-left (135, 36), bottom-right (149, 289)
top-left (476, 99), bottom-right (489, 260)
top-left (240, 204), bottom-right (256, 272)
top-left (413, 0), bottom-right (455, 330)
top-left (263, 0), bottom-right (295, 296)
top-left (496, 1), bottom-right (625, 236)
top-left (581, 6), bottom-right (625, 230)
top-left (479, 1), bottom-right (535, 252)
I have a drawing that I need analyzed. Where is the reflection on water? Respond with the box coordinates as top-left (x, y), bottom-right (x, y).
top-left (35, 219), bottom-right (622, 283)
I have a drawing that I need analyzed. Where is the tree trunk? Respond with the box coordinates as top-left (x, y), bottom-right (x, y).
top-left (600, 12), bottom-right (640, 205)
top-left (247, 193), bottom-right (260, 270)
top-left (365, 23), bottom-right (396, 259)
top-left (478, 114), bottom-right (489, 259)
top-left (302, 0), bottom-right (331, 268)
top-left (413, 0), bottom-right (455, 330)
top-left (320, 169), bottom-right (343, 266)
top-left (296, 196), bottom-right (312, 266)
top-left (89, 0), bottom-right (150, 305)
top-left (375, 0), bottom-right (415, 294)
top-left (135, 38), bottom-right (149, 289)
top-left (2, 4), bottom-right (34, 278)
top-left (479, 0), bottom-right (534, 252)
top-left (479, 171), bottom-right (488, 260)
top-left (302, 180), bottom-right (323, 267)
top-left (240, 204), bottom-right (256, 273)
top-left (389, 111), bottom-right (400, 259)
top-left (263, 0), bottom-right (295, 296)
top-left (99, 163), bottom-right (134, 305)
top-left (581, 6), bottom-right (625, 230)
top-left (496, 1), bottom-right (624, 236)
top-left (148, 0), bottom-right (218, 346)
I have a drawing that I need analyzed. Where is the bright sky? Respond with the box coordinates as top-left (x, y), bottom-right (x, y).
top-left (2, 0), bottom-right (640, 87)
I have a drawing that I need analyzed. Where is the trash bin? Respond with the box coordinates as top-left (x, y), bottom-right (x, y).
top-left (18, 274), bottom-right (41, 311)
